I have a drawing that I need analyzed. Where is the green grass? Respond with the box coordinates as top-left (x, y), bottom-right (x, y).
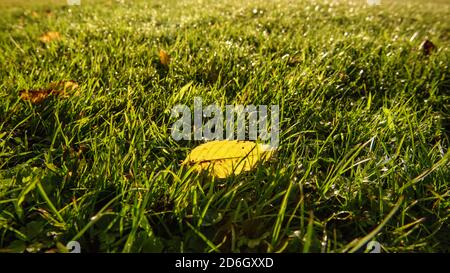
top-left (0, 0), bottom-right (449, 253)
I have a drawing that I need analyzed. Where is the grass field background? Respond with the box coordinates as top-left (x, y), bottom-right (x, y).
top-left (0, 0), bottom-right (449, 252)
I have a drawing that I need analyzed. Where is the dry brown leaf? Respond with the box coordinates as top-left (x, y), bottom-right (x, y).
top-left (39, 31), bottom-right (61, 43)
top-left (159, 49), bottom-right (171, 66)
top-left (20, 80), bottom-right (79, 104)
top-left (420, 39), bottom-right (436, 56)
top-left (19, 89), bottom-right (52, 104)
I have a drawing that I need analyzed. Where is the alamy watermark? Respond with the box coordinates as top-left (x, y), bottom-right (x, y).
top-left (367, 241), bottom-right (381, 253)
top-left (367, 0), bottom-right (381, 6)
top-left (66, 241), bottom-right (81, 253)
top-left (170, 97), bottom-right (279, 148)
top-left (67, 0), bottom-right (81, 5)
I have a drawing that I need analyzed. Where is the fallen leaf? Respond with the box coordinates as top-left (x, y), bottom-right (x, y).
top-left (183, 140), bottom-right (275, 178)
top-left (39, 31), bottom-right (61, 43)
top-left (48, 80), bottom-right (79, 92)
top-left (19, 89), bottom-right (53, 104)
top-left (159, 49), bottom-right (171, 66)
top-left (19, 80), bottom-right (79, 104)
top-left (420, 39), bottom-right (436, 55)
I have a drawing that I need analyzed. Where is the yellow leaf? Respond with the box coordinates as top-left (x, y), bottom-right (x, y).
top-left (159, 49), bottom-right (171, 66)
top-left (39, 31), bottom-right (61, 43)
top-left (183, 140), bottom-right (275, 178)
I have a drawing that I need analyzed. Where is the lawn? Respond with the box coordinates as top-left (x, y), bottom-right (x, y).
top-left (0, 0), bottom-right (448, 253)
